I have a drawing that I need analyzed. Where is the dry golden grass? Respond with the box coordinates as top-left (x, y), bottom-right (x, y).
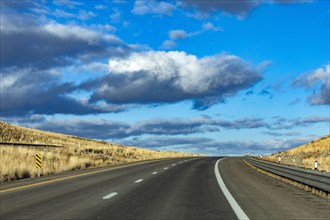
top-left (264, 135), bottom-right (330, 172)
top-left (0, 121), bottom-right (201, 182)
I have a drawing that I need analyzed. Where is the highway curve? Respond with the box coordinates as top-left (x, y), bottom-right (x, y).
top-left (0, 157), bottom-right (329, 219)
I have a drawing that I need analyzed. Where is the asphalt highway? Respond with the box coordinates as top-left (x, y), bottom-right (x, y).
top-left (0, 157), bottom-right (329, 220)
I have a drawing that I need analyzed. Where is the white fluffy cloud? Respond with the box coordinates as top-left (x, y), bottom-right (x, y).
top-left (83, 51), bottom-right (262, 110)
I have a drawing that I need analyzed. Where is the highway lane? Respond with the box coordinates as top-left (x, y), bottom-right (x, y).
top-left (1, 157), bottom-right (329, 220)
top-left (219, 157), bottom-right (330, 220)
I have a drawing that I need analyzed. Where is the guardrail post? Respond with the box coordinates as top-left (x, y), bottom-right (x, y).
top-left (278, 156), bottom-right (281, 163)
top-left (314, 160), bottom-right (318, 170)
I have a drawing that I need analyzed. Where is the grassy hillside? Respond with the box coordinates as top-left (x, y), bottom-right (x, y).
top-left (0, 121), bottom-right (200, 182)
top-left (264, 135), bottom-right (330, 172)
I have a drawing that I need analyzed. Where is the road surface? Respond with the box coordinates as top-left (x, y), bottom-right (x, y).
top-left (0, 157), bottom-right (329, 219)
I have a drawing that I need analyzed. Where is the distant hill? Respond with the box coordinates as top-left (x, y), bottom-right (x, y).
top-left (264, 135), bottom-right (330, 172)
top-left (0, 121), bottom-right (199, 182)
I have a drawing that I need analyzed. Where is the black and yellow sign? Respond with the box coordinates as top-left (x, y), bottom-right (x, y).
top-left (36, 153), bottom-right (42, 168)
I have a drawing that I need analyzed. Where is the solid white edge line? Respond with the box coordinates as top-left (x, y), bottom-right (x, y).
top-left (135, 179), bottom-right (143, 183)
top-left (214, 158), bottom-right (250, 220)
top-left (152, 172), bottom-right (158, 175)
top-left (102, 192), bottom-right (118, 199)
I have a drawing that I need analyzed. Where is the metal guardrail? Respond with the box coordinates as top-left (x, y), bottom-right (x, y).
top-left (244, 157), bottom-right (330, 193)
top-left (0, 142), bottom-right (63, 148)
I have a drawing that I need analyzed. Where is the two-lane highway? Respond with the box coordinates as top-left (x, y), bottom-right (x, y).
top-left (1, 157), bottom-right (329, 219)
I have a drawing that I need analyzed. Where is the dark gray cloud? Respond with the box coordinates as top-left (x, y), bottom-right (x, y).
top-left (81, 51), bottom-right (262, 110)
top-left (292, 65), bottom-right (330, 105)
top-left (0, 2), bottom-right (132, 116)
top-left (179, 0), bottom-right (261, 17)
top-left (0, 2), bottom-right (131, 71)
top-left (178, 0), bottom-right (313, 18)
top-left (1, 68), bottom-right (127, 116)
top-left (1, 15), bottom-right (130, 70)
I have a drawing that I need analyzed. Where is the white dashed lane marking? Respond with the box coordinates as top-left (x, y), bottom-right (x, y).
top-left (135, 179), bottom-right (143, 183)
top-left (102, 192), bottom-right (118, 199)
top-left (152, 172), bottom-right (158, 175)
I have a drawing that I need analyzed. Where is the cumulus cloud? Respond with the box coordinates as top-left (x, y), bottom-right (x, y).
top-left (81, 51), bottom-right (262, 110)
top-left (0, 12), bottom-right (130, 70)
top-left (292, 64), bottom-right (330, 105)
top-left (0, 67), bottom-right (127, 116)
top-left (132, 0), bottom-right (175, 16)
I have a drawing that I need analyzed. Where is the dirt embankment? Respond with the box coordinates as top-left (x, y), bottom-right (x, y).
top-left (263, 135), bottom-right (330, 172)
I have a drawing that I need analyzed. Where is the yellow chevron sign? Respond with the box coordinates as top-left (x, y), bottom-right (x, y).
top-left (36, 154), bottom-right (42, 168)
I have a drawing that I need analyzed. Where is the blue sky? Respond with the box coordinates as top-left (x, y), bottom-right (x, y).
top-left (1, 0), bottom-right (329, 155)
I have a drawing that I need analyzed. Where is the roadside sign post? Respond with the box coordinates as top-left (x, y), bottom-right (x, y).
top-left (36, 153), bottom-right (42, 177)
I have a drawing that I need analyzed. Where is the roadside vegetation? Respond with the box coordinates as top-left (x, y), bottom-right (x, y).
top-left (263, 135), bottom-right (330, 172)
top-left (0, 121), bottom-right (199, 182)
